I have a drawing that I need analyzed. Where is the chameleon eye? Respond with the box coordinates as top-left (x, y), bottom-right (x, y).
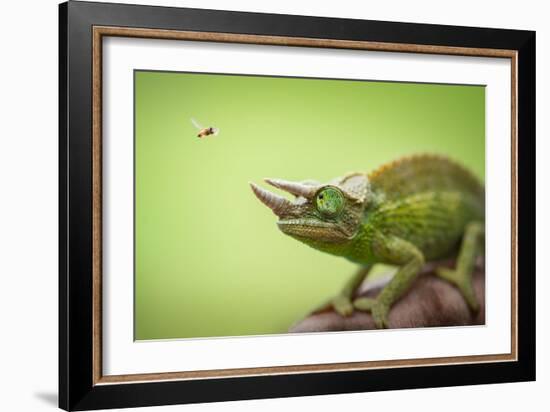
top-left (315, 187), bottom-right (344, 217)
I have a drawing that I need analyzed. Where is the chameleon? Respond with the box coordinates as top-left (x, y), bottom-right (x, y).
top-left (250, 154), bottom-right (485, 329)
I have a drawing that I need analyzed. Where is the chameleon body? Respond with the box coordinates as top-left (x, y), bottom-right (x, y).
top-left (250, 154), bottom-right (485, 328)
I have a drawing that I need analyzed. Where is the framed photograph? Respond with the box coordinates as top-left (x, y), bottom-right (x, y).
top-left (59, 1), bottom-right (535, 410)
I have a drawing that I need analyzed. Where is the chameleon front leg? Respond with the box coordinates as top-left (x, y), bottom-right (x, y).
top-left (435, 221), bottom-right (484, 312)
top-left (354, 235), bottom-right (425, 328)
top-left (314, 265), bottom-right (371, 316)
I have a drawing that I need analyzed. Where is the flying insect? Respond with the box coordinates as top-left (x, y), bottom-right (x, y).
top-left (191, 118), bottom-right (220, 138)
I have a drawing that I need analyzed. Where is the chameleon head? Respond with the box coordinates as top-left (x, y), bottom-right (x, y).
top-left (250, 173), bottom-right (369, 246)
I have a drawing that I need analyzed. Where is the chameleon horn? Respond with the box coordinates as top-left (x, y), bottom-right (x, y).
top-left (264, 178), bottom-right (316, 199)
top-left (250, 182), bottom-right (293, 217)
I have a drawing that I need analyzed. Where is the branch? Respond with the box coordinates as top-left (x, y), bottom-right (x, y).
top-left (289, 261), bottom-right (485, 333)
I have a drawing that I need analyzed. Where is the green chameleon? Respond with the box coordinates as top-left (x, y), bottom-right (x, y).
top-left (250, 154), bottom-right (484, 328)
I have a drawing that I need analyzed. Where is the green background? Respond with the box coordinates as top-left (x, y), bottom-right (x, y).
top-left (134, 70), bottom-right (485, 340)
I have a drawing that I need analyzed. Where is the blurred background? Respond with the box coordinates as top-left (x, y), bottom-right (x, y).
top-left (134, 70), bottom-right (485, 340)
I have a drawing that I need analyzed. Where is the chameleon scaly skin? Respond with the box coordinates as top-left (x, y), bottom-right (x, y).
top-left (250, 154), bottom-right (485, 328)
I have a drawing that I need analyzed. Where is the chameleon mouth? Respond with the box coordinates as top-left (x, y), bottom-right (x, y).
top-left (277, 219), bottom-right (333, 229)
top-left (277, 219), bottom-right (347, 242)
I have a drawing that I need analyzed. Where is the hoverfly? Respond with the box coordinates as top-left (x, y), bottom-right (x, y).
top-left (191, 118), bottom-right (220, 138)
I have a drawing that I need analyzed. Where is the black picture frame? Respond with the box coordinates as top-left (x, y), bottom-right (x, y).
top-left (59, 1), bottom-right (535, 410)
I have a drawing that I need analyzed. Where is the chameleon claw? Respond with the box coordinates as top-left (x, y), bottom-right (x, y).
top-left (353, 298), bottom-right (390, 329)
top-left (436, 267), bottom-right (479, 312)
top-left (332, 295), bottom-right (354, 317)
top-left (371, 302), bottom-right (390, 329)
top-left (311, 295), bottom-right (354, 316)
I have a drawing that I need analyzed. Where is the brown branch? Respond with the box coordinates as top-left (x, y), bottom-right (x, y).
top-left (289, 262), bottom-right (485, 333)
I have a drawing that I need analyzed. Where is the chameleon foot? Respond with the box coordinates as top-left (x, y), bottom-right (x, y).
top-left (332, 295), bottom-right (354, 317)
top-left (353, 297), bottom-right (389, 328)
top-left (436, 221), bottom-right (483, 313)
top-left (436, 267), bottom-right (479, 312)
top-left (312, 295), bottom-right (354, 316)
top-left (312, 266), bottom-right (371, 317)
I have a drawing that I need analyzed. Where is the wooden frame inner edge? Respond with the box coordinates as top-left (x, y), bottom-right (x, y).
top-left (91, 26), bottom-right (518, 385)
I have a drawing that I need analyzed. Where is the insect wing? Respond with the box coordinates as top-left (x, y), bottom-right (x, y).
top-left (190, 118), bottom-right (203, 130)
